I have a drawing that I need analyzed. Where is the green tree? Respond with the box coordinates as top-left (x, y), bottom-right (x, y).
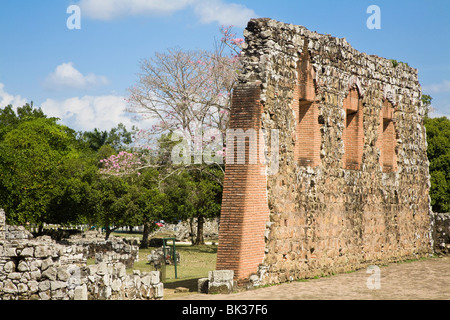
top-left (48, 154), bottom-right (99, 226)
top-left (0, 118), bottom-right (79, 225)
top-left (424, 116), bottom-right (450, 213)
top-left (80, 123), bottom-right (137, 152)
top-left (0, 103), bottom-right (48, 140)
top-left (136, 184), bottom-right (169, 248)
top-left (91, 176), bottom-right (135, 240)
top-left (164, 167), bottom-right (223, 245)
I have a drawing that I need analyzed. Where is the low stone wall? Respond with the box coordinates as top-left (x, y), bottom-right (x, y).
top-left (433, 213), bottom-right (450, 255)
top-left (5, 225), bottom-right (33, 241)
top-left (153, 218), bottom-right (219, 242)
top-left (66, 231), bottom-right (139, 268)
top-left (0, 210), bottom-right (163, 300)
top-left (80, 263), bottom-right (163, 300)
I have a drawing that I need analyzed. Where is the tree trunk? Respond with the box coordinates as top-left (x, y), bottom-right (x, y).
top-left (141, 222), bottom-right (150, 249)
top-left (38, 224), bottom-right (44, 236)
top-left (189, 218), bottom-right (195, 245)
top-left (195, 216), bottom-right (205, 245)
top-left (105, 226), bottom-right (111, 240)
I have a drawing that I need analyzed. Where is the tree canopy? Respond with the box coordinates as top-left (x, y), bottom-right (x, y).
top-left (424, 116), bottom-right (450, 213)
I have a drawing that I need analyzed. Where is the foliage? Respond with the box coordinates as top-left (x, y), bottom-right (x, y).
top-left (422, 94), bottom-right (433, 117)
top-left (424, 116), bottom-right (450, 213)
top-left (0, 103), bottom-right (49, 140)
top-left (163, 168), bottom-right (223, 245)
top-left (390, 59), bottom-right (409, 68)
top-left (0, 26), bottom-right (234, 240)
top-left (0, 116), bottom-right (79, 224)
top-left (80, 123), bottom-right (137, 152)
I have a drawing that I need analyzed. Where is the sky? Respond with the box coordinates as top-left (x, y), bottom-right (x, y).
top-left (0, 0), bottom-right (449, 132)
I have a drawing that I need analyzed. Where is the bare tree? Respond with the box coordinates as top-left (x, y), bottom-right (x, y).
top-left (127, 47), bottom-right (237, 139)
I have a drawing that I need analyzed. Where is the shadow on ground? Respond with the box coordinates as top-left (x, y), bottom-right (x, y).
top-left (164, 278), bottom-right (200, 292)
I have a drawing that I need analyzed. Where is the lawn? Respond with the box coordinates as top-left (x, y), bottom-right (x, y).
top-left (112, 232), bottom-right (218, 299)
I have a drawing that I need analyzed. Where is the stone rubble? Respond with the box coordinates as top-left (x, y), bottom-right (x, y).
top-left (0, 210), bottom-right (163, 300)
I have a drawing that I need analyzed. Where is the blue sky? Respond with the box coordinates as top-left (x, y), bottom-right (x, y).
top-left (0, 0), bottom-right (449, 132)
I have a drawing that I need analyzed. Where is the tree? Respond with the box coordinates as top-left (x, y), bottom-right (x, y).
top-left (0, 103), bottom-right (48, 140)
top-left (123, 28), bottom-right (243, 244)
top-left (48, 154), bottom-right (99, 226)
top-left (80, 123), bottom-right (137, 152)
top-left (0, 117), bottom-right (79, 225)
top-left (424, 116), bottom-right (450, 213)
top-left (422, 94), bottom-right (433, 117)
top-left (163, 168), bottom-right (223, 245)
top-left (135, 180), bottom-right (169, 248)
top-left (91, 175), bottom-right (137, 240)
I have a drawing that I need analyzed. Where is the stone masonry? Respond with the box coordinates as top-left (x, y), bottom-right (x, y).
top-left (216, 18), bottom-right (433, 284)
top-left (433, 213), bottom-right (450, 255)
top-left (0, 210), bottom-right (163, 300)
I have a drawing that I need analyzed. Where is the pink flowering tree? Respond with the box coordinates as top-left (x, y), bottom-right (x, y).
top-left (126, 26), bottom-right (244, 164)
top-left (99, 151), bottom-right (143, 177)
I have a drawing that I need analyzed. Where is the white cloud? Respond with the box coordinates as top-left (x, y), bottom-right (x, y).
top-left (78, 0), bottom-right (256, 27)
top-left (40, 95), bottom-right (136, 132)
top-left (193, 0), bottom-right (255, 27)
top-left (43, 62), bottom-right (109, 91)
top-left (423, 80), bottom-right (450, 94)
top-left (79, 0), bottom-right (194, 20)
top-left (0, 83), bottom-right (28, 108)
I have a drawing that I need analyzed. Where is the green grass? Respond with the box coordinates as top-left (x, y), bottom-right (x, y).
top-left (132, 244), bottom-right (217, 280)
top-left (101, 232), bottom-right (218, 298)
top-left (110, 232), bottom-right (217, 281)
top-left (133, 244), bottom-right (218, 299)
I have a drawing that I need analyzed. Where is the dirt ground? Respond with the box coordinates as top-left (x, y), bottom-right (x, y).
top-left (171, 256), bottom-right (450, 300)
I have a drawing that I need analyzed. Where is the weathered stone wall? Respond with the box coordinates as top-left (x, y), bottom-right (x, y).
top-left (217, 18), bottom-right (433, 284)
top-left (66, 230), bottom-right (139, 268)
top-left (154, 218), bottom-right (220, 242)
top-left (433, 213), bottom-right (450, 255)
top-left (0, 211), bottom-right (163, 300)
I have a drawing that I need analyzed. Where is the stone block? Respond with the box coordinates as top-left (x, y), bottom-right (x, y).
top-left (209, 270), bottom-right (234, 283)
top-left (208, 270), bottom-right (235, 294)
top-left (111, 279), bottom-right (122, 292)
top-left (38, 280), bottom-right (51, 292)
top-left (3, 279), bottom-right (17, 294)
top-left (154, 283), bottom-right (164, 298)
top-left (198, 278), bottom-right (209, 294)
top-left (20, 247), bottom-right (34, 257)
top-left (42, 266), bottom-right (57, 281)
top-left (34, 245), bottom-right (51, 258)
top-left (3, 261), bottom-right (15, 273)
top-left (57, 267), bottom-right (71, 282)
top-left (28, 280), bottom-right (39, 293)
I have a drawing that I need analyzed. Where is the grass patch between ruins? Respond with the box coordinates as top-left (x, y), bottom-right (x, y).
top-left (131, 243), bottom-right (218, 299)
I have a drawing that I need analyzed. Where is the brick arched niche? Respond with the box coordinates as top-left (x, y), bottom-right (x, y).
top-left (293, 46), bottom-right (321, 167)
top-left (377, 99), bottom-right (398, 172)
top-left (342, 85), bottom-right (364, 170)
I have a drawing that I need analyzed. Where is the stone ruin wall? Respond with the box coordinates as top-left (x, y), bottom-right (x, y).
top-left (217, 18), bottom-right (434, 284)
top-left (0, 209), bottom-right (163, 300)
top-left (434, 213), bottom-right (450, 255)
